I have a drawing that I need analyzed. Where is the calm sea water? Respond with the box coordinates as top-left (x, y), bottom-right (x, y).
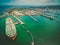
top-left (0, 6), bottom-right (60, 45)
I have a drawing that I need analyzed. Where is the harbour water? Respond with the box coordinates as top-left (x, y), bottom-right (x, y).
top-left (0, 6), bottom-right (60, 45)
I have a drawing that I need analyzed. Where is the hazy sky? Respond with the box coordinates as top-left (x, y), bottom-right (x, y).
top-left (0, 0), bottom-right (60, 5)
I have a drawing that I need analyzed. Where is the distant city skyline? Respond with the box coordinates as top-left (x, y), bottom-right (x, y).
top-left (0, 0), bottom-right (60, 5)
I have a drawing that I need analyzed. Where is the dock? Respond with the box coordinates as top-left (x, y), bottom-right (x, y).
top-left (29, 15), bottom-right (37, 22)
top-left (12, 15), bottom-right (24, 24)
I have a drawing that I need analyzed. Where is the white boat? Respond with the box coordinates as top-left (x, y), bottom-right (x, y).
top-left (6, 18), bottom-right (17, 40)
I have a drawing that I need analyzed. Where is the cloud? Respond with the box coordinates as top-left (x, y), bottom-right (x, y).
top-left (1, 0), bottom-right (60, 5)
top-left (5, 0), bottom-right (48, 5)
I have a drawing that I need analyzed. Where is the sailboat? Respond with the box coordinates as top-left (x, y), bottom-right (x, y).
top-left (6, 18), bottom-right (17, 40)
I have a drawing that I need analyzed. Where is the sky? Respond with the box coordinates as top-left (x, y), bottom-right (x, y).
top-left (0, 0), bottom-right (60, 5)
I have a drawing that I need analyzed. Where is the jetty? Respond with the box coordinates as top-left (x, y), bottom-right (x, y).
top-left (12, 15), bottom-right (24, 24)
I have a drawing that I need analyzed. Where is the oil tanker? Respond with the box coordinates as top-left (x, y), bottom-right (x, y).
top-left (6, 18), bottom-right (17, 40)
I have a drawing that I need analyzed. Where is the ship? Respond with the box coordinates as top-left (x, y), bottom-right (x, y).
top-left (6, 18), bottom-right (17, 40)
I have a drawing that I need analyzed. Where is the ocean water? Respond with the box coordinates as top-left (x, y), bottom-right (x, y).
top-left (0, 5), bottom-right (29, 14)
top-left (0, 6), bottom-right (60, 45)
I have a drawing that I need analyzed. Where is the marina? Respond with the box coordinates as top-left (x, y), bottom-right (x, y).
top-left (0, 6), bottom-right (60, 45)
top-left (0, 0), bottom-right (60, 45)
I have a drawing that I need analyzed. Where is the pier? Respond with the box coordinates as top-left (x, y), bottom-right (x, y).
top-left (12, 15), bottom-right (24, 24)
top-left (29, 15), bottom-right (37, 22)
top-left (20, 24), bottom-right (34, 45)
